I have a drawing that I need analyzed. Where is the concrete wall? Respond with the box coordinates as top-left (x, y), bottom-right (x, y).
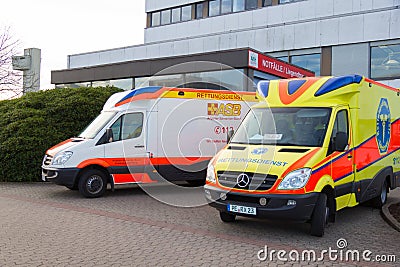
top-left (68, 0), bottom-right (400, 77)
top-left (145, 0), bottom-right (200, 12)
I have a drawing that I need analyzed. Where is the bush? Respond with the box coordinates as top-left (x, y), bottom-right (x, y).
top-left (0, 87), bottom-right (122, 182)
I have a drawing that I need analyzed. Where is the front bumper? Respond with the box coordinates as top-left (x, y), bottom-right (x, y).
top-left (204, 185), bottom-right (319, 222)
top-left (42, 166), bottom-right (80, 188)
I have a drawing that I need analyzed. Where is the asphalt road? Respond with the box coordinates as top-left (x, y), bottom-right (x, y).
top-left (0, 183), bottom-right (399, 266)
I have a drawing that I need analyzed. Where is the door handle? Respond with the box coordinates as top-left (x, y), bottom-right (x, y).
top-left (134, 145), bottom-right (145, 148)
top-left (347, 154), bottom-right (352, 159)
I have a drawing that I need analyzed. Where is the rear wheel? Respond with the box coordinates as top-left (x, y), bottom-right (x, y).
top-left (371, 180), bottom-right (388, 208)
top-left (310, 193), bottom-right (328, 237)
top-left (78, 169), bottom-right (108, 198)
top-left (219, 211), bottom-right (236, 222)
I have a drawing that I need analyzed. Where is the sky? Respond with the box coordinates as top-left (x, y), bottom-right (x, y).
top-left (0, 0), bottom-right (146, 90)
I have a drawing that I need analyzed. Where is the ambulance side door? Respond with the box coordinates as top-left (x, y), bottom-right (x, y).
top-left (104, 111), bottom-right (147, 183)
top-left (327, 107), bottom-right (355, 209)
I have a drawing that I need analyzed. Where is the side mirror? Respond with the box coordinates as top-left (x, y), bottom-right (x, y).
top-left (106, 128), bottom-right (114, 143)
top-left (334, 132), bottom-right (348, 152)
top-left (227, 129), bottom-right (234, 143)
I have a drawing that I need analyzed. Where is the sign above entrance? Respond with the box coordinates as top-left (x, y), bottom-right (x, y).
top-left (248, 50), bottom-right (315, 79)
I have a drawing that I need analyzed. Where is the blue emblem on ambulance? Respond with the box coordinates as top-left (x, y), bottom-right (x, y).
top-left (251, 148), bottom-right (268, 155)
top-left (376, 98), bottom-right (391, 154)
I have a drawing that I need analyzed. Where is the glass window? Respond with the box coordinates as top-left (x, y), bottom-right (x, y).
top-left (110, 116), bottom-right (122, 141)
top-left (245, 0), bottom-right (258, 10)
top-left (182, 5), bottom-right (192, 21)
top-left (184, 69), bottom-right (245, 91)
top-left (328, 110), bottom-right (348, 154)
top-left (109, 113), bottom-right (144, 142)
top-left (161, 9), bottom-right (171, 25)
top-left (209, 0), bottom-right (221, 16)
top-left (371, 44), bottom-right (400, 79)
top-left (233, 0), bottom-right (245, 12)
top-left (92, 80), bottom-right (110, 87)
top-left (231, 107), bottom-right (331, 146)
top-left (121, 113), bottom-right (143, 139)
top-left (279, 0), bottom-right (302, 3)
top-left (151, 12), bottom-right (160, 26)
top-left (196, 3), bottom-right (204, 19)
top-left (221, 0), bottom-right (233, 14)
top-left (136, 69), bottom-right (245, 91)
top-left (110, 78), bottom-right (133, 90)
top-left (79, 111), bottom-right (117, 139)
top-left (277, 56), bottom-right (289, 62)
top-left (263, 0), bottom-right (273, 6)
top-left (172, 8), bottom-right (181, 23)
top-left (291, 53), bottom-right (321, 76)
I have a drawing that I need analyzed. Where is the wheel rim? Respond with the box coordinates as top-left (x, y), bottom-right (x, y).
top-left (86, 175), bottom-right (104, 194)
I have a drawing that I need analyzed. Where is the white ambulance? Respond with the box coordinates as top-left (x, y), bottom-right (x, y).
top-left (42, 86), bottom-right (257, 197)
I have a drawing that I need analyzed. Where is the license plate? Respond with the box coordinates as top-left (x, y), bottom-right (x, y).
top-left (227, 204), bottom-right (256, 215)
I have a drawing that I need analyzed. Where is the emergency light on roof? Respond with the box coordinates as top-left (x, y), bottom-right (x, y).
top-left (257, 75), bottom-right (365, 99)
top-left (257, 81), bottom-right (270, 98)
top-left (314, 75), bottom-right (363, 96)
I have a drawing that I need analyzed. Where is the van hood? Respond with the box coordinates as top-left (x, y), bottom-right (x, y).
top-left (46, 138), bottom-right (86, 156)
top-left (214, 144), bottom-right (321, 177)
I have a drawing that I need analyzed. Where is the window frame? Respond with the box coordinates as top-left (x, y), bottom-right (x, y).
top-left (209, 0), bottom-right (221, 17)
top-left (171, 7), bottom-right (182, 23)
top-left (195, 3), bottom-right (204, 19)
top-left (181, 5), bottom-right (192, 21)
top-left (151, 11), bottom-right (161, 27)
top-left (327, 109), bottom-right (349, 155)
top-left (160, 9), bottom-right (172, 25)
top-left (109, 112), bottom-right (144, 142)
top-left (370, 43), bottom-right (400, 80)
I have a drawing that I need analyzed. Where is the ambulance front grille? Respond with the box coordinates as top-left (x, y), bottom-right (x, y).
top-left (217, 171), bottom-right (278, 191)
top-left (43, 155), bottom-right (53, 166)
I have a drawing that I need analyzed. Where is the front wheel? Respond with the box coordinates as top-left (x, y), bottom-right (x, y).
top-left (219, 211), bottom-right (236, 222)
top-left (310, 193), bottom-right (329, 237)
top-left (78, 169), bottom-right (108, 198)
top-left (371, 180), bottom-right (388, 208)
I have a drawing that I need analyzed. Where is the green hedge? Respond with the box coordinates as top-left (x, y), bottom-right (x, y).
top-left (0, 87), bottom-right (123, 182)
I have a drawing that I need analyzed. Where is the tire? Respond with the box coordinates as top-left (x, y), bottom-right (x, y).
top-left (78, 169), bottom-right (108, 198)
top-left (371, 180), bottom-right (388, 208)
top-left (219, 211), bottom-right (236, 222)
top-left (310, 193), bottom-right (328, 237)
top-left (66, 185), bottom-right (78, 191)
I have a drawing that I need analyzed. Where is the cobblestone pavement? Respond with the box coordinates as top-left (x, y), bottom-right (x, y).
top-left (0, 183), bottom-right (399, 266)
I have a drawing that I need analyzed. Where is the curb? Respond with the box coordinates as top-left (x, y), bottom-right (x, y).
top-left (381, 200), bottom-right (400, 232)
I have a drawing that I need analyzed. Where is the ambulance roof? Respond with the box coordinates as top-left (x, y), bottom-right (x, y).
top-left (256, 75), bottom-right (399, 107)
top-left (103, 86), bottom-right (257, 111)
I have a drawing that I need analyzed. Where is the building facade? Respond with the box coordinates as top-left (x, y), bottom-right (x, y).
top-left (52, 0), bottom-right (400, 89)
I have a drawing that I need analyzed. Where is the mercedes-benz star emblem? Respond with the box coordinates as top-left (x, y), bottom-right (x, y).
top-left (236, 173), bottom-right (250, 188)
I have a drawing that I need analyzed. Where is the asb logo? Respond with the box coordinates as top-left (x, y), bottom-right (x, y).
top-left (249, 51), bottom-right (259, 69)
top-left (251, 148), bottom-right (268, 155)
top-left (208, 103), bottom-right (241, 116)
top-left (376, 98), bottom-right (391, 154)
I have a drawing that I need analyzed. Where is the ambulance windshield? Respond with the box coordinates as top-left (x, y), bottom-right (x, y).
top-left (79, 111), bottom-right (117, 139)
top-left (231, 107), bottom-right (331, 147)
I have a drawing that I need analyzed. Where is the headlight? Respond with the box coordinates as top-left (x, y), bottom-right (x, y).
top-left (52, 151), bottom-right (73, 165)
top-left (206, 164), bottom-right (216, 183)
top-left (278, 168), bottom-right (311, 190)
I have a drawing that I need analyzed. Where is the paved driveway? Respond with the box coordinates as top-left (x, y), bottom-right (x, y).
top-left (0, 183), bottom-right (399, 266)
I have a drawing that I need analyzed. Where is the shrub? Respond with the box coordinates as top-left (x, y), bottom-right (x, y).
top-left (0, 87), bottom-right (122, 182)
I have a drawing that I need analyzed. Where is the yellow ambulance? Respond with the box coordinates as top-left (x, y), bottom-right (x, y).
top-left (204, 75), bottom-right (400, 236)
